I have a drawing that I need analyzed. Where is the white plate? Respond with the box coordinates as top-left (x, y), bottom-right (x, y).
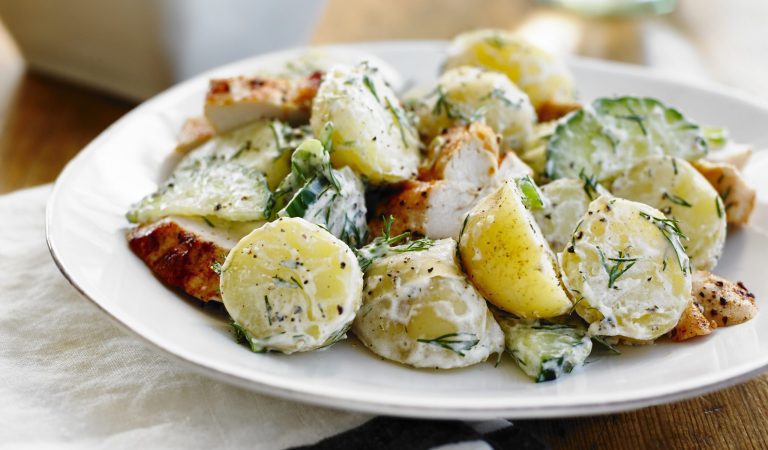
top-left (47, 42), bottom-right (768, 419)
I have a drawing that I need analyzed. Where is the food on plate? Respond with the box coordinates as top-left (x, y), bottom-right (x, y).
top-left (127, 119), bottom-right (310, 223)
top-left (353, 238), bottom-right (504, 368)
top-left (546, 97), bottom-right (708, 182)
top-left (690, 270), bottom-right (758, 327)
top-left (204, 72), bottom-right (322, 132)
top-left (176, 116), bottom-right (216, 154)
top-left (612, 156), bottom-right (727, 271)
top-left (220, 217), bottom-right (363, 354)
top-left (670, 299), bottom-right (716, 342)
top-left (369, 179), bottom-right (487, 241)
top-left (561, 196), bottom-right (692, 340)
top-left (444, 29), bottom-right (575, 110)
top-left (496, 315), bottom-right (592, 382)
top-left (128, 216), bottom-right (260, 302)
top-left (413, 66), bottom-right (535, 151)
top-left (458, 179), bottom-right (573, 318)
top-left (420, 123), bottom-right (500, 186)
top-left (692, 159), bottom-right (756, 225)
top-left (125, 29), bottom-right (759, 383)
top-left (310, 62), bottom-right (420, 184)
top-left (270, 139), bottom-right (368, 247)
top-left (532, 177), bottom-right (610, 252)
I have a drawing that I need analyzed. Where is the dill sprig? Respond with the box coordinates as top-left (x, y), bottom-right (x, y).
top-left (417, 332), bottom-right (480, 357)
top-left (662, 192), bottom-right (692, 208)
top-left (355, 215), bottom-right (434, 272)
top-left (639, 211), bottom-right (689, 272)
top-left (362, 74), bottom-right (380, 103)
top-left (596, 247), bottom-right (638, 288)
top-left (579, 169), bottom-right (600, 201)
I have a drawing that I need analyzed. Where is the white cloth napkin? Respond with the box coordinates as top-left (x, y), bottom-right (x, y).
top-left (0, 184), bottom-right (370, 449)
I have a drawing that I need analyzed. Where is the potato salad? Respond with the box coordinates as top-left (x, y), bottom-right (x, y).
top-left (126, 29), bottom-right (758, 382)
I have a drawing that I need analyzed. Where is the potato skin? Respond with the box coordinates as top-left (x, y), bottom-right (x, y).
top-left (458, 181), bottom-right (572, 318)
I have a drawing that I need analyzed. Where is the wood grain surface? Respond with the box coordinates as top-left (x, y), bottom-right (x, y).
top-left (0, 1), bottom-right (765, 448)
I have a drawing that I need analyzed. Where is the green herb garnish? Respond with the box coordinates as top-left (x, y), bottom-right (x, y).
top-left (639, 211), bottom-right (688, 272)
top-left (417, 332), bottom-right (480, 357)
top-left (597, 246), bottom-right (638, 288)
top-left (662, 192), bottom-right (692, 208)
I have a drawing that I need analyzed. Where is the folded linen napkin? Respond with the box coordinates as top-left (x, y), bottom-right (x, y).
top-left (0, 184), bottom-right (547, 450)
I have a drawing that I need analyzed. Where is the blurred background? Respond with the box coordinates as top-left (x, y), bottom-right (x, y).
top-left (0, 0), bottom-right (766, 193)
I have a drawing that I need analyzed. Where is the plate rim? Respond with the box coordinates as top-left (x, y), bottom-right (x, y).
top-left (46, 40), bottom-right (768, 419)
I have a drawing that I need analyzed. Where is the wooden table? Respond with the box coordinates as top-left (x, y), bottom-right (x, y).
top-left (1, 1), bottom-right (766, 448)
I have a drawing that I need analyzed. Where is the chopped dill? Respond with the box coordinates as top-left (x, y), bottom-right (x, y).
top-left (417, 332), bottom-right (480, 357)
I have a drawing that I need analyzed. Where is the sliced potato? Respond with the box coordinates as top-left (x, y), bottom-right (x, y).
top-left (458, 180), bottom-right (572, 318)
top-left (310, 63), bottom-right (420, 184)
top-left (533, 178), bottom-right (609, 253)
top-left (443, 29), bottom-right (575, 109)
top-left (221, 217), bottom-right (363, 354)
top-left (612, 156), bottom-right (726, 271)
top-left (561, 196), bottom-right (692, 340)
top-left (496, 316), bottom-right (592, 382)
top-left (415, 66), bottom-right (535, 151)
top-left (353, 239), bottom-right (504, 369)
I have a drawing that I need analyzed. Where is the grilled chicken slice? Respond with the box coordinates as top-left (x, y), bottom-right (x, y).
top-left (176, 116), bottom-right (215, 154)
top-left (535, 99), bottom-right (582, 122)
top-left (204, 71), bottom-right (322, 132)
top-left (370, 180), bottom-right (487, 240)
top-left (420, 123), bottom-right (499, 186)
top-left (495, 151), bottom-right (534, 183)
top-left (127, 216), bottom-right (259, 302)
top-left (692, 270), bottom-right (757, 327)
top-left (705, 142), bottom-right (753, 169)
top-left (693, 160), bottom-right (756, 225)
top-left (670, 299), bottom-right (716, 342)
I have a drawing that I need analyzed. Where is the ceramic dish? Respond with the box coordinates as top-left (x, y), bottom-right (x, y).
top-left (47, 42), bottom-right (768, 419)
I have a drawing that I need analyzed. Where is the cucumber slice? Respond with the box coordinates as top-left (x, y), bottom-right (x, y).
top-left (546, 97), bottom-right (707, 182)
top-left (127, 120), bottom-right (309, 224)
top-left (127, 164), bottom-right (272, 223)
top-left (497, 317), bottom-right (592, 382)
top-left (274, 139), bottom-right (368, 247)
top-left (221, 217), bottom-right (363, 354)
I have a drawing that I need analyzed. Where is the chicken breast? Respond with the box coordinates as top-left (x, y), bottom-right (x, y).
top-left (370, 180), bottom-right (487, 240)
top-left (420, 123), bottom-right (499, 187)
top-left (670, 299), bottom-right (716, 342)
top-left (175, 116), bottom-right (215, 154)
top-left (692, 270), bottom-right (758, 327)
top-left (693, 160), bottom-right (756, 225)
top-left (705, 142), bottom-right (753, 169)
top-left (204, 71), bottom-right (322, 132)
top-left (495, 151), bottom-right (534, 184)
top-left (127, 216), bottom-right (259, 302)
top-left (535, 99), bottom-right (582, 122)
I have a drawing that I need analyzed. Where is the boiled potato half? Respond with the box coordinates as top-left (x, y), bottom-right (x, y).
top-left (415, 66), bottom-right (536, 150)
top-left (458, 180), bottom-right (572, 318)
top-left (443, 29), bottom-right (575, 109)
top-left (533, 177), bottom-right (609, 253)
top-left (561, 196), bottom-right (692, 340)
top-left (611, 156), bottom-right (726, 271)
top-left (310, 62), bottom-right (420, 184)
top-left (353, 239), bottom-right (504, 369)
top-left (221, 217), bottom-right (363, 354)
